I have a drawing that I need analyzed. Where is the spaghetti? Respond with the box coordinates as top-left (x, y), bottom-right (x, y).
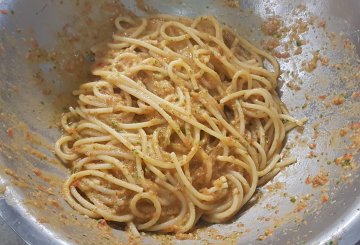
top-left (55, 14), bottom-right (306, 234)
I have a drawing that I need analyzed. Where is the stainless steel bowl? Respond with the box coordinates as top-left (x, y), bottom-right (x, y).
top-left (0, 0), bottom-right (359, 244)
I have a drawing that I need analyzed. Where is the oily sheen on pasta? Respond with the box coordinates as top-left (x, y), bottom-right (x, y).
top-left (55, 14), bottom-right (306, 234)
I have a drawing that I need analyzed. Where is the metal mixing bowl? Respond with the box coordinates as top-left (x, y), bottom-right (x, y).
top-left (0, 0), bottom-right (359, 244)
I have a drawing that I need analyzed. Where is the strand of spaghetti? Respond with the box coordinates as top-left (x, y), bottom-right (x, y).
top-left (125, 65), bottom-right (168, 75)
top-left (55, 136), bottom-right (78, 161)
top-left (73, 135), bottom-right (112, 147)
top-left (74, 156), bottom-right (97, 170)
top-left (91, 204), bottom-right (134, 222)
top-left (160, 21), bottom-right (191, 42)
top-left (279, 114), bottom-right (306, 126)
top-left (193, 49), bottom-right (222, 83)
top-left (135, 147), bottom-right (145, 181)
top-left (198, 149), bottom-right (213, 184)
top-left (181, 128), bottom-right (200, 168)
top-left (203, 195), bottom-right (233, 214)
top-left (79, 94), bottom-right (107, 107)
top-left (235, 100), bottom-right (246, 135)
top-left (230, 70), bottom-right (252, 92)
top-left (112, 36), bottom-right (169, 56)
top-left (159, 21), bottom-right (206, 48)
top-left (236, 35), bottom-right (280, 79)
top-left (276, 157), bottom-right (297, 168)
top-left (76, 149), bottom-right (135, 161)
top-left (127, 18), bottom-right (147, 38)
top-left (114, 16), bottom-right (136, 31)
top-left (138, 129), bottom-right (165, 180)
top-left (234, 149), bottom-right (258, 205)
top-left (285, 122), bottom-right (299, 131)
top-left (81, 179), bottom-right (117, 195)
top-left (176, 87), bottom-right (185, 106)
top-left (160, 102), bottom-right (227, 140)
top-left (65, 170), bottom-right (143, 193)
top-left (177, 200), bottom-right (196, 233)
top-left (258, 154), bottom-right (281, 177)
top-left (255, 119), bottom-right (266, 150)
top-left (84, 163), bottom-right (113, 170)
top-left (66, 186), bottom-right (101, 218)
top-left (128, 222), bottom-right (140, 237)
top-left (79, 129), bottom-right (104, 138)
top-left (168, 60), bottom-right (186, 87)
top-left (114, 104), bottom-right (153, 114)
top-left (203, 193), bottom-right (240, 223)
top-left (76, 122), bottom-right (107, 133)
top-left (258, 167), bottom-right (281, 186)
top-left (152, 129), bottom-right (164, 161)
top-left (184, 90), bottom-right (193, 139)
top-left (158, 42), bottom-right (193, 62)
top-left (61, 112), bottom-right (77, 133)
top-left (79, 104), bottom-right (113, 114)
top-left (140, 141), bottom-right (167, 180)
top-left (197, 91), bottom-right (248, 149)
top-left (111, 118), bottom-right (166, 129)
top-left (148, 178), bottom-right (188, 231)
top-left (251, 141), bottom-right (267, 171)
top-left (130, 192), bottom-right (161, 230)
top-left (220, 88), bottom-right (273, 104)
top-left (217, 156), bottom-right (251, 172)
top-left (96, 155), bottom-right (136, 184)
top-left (222, 139), bottom-right (230, 156)
top-left (228, 171), bottom-right (250, 193)
top-left (202, 113), bottom-right (221, 133)
top-left (191, 15), bottom-right (222, 39)
top-left (250, 74), bottom-right (273, 89)
top-left (204, 174), bottom-right (243, 222)
top-left (87, 192), bottom-right (119, 208)
top-left (241, 102), bottom-right (281, 157)
top-left (183, 188), bottom-right (217, 210)
top-left (171, 153), bottom-right (214, 201)
top-left (170, 59), bottom-right (199, 89)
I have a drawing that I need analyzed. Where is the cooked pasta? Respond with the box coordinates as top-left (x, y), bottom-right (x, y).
top-left (55, 14), bottom-right (306, 234)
